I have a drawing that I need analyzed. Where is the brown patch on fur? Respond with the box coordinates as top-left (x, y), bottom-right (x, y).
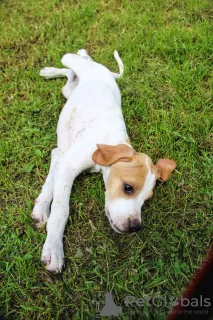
top-left (106, 153), bottom-right (152, 201)
top-left (156, 159), bottom-right (177, 181)
top-left (92, 144), bottom-right (135, 166)
top-left (93, 144), bottom-right (176, 202)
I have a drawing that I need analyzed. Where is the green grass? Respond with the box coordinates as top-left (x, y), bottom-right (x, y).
top-left (0, 0), bottom-right (213, 319)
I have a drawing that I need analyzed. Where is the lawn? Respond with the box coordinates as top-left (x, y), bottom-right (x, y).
top-left (0, 0), bottom-right (212, 319)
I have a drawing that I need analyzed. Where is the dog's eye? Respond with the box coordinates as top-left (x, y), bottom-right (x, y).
top-left (124, 184), bottom-right (134, 194)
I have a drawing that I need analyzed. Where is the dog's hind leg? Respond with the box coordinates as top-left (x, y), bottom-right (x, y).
top-left (40, 67), bottom-right (74, 80)
top-left (32, 148), bottom-right (62, 225)
top-left (62, 50), bottom-right (124, 81)
top-left (40, 49), bottom-right (92, 81)
top-left (40, 67), bottom-right (77, 100)
top-left (40, 50), bottom-right (92, 99)
top-left (77, 49), bottom-right (93, 61)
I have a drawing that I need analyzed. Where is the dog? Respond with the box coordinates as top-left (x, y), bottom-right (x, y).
top-left (32, 49), bottom-right (177, 273)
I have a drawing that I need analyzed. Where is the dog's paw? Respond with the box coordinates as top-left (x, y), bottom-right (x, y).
top-left (32, 197), bottom-right (50, 225)
top-left (41, 239), bottom-right (64, 273)
top-left (40, 67), bottom-right (58, 79)
top-left (77, 49), bottom-right (93, 61)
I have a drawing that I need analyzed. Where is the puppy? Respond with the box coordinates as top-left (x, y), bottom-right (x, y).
top-left (32, 49), bottom-right (176, 272)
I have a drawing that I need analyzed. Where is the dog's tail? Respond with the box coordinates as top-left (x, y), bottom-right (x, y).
top-left (111, 50), bottom-right (124, 79)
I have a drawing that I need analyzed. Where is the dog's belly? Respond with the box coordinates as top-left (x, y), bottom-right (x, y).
top-left (56, 81), bottom-right (125, 152)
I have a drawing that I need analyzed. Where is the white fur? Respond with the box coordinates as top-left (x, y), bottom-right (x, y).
top-left (32, 49), bottom-right (155, 272)
top-left (137, 158), bottom-right (156, 204)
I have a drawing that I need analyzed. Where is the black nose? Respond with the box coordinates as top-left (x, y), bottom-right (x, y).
top-left (129, 219), bottom-right (142, 233)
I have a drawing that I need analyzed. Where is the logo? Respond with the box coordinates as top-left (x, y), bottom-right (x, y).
top-left (100, 292), bottom-right (122, 317)
top-left (98, 293), bottom-right (211, 317)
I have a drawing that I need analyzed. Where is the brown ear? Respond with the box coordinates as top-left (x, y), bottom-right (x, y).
top-left (92, 144), bottom-right (136, 166)
top-left (155, 158), bottom-right (177, 182)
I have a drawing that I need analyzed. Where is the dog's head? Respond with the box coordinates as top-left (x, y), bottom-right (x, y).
top-left (92, 144), bottom-right (176, 234)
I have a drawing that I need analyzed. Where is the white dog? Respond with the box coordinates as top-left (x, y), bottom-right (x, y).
top-left (32, 49), bottom-right (176, 273)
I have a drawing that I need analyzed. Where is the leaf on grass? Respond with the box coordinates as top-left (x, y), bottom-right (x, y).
top-left (35, 149), bottom-right (42, 157)
top-left (23, 253), bottom-right (33, 260)
top-left (74, 248), bottom-right (83, 259)
top-left (178, 179), bottom-right (185, 187)
top-left (86, 246), bottom-right (93, 255)
top-left (24, 163), bottom-right (34, 173)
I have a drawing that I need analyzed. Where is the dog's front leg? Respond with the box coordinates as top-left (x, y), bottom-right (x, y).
top-left (32, 148), bottom-right (62, 224)
top-left (41, 146), bottom-right (93, 273)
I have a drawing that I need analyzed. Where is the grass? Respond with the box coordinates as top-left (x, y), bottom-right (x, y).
top-left (0, 0), bottom-right (213, 318)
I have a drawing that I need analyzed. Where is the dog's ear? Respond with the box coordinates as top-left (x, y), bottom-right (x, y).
top-left (154, 158), bottom-right (177, 182)
top-left (92, 144), bottom-right (136, 166)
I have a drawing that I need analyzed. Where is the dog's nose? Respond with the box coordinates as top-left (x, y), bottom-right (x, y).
top-left (129, 219), bottom-right (142, 233)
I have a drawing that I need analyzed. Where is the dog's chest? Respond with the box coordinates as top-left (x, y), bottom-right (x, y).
top-left (56, 81), bottom-right (122, 151)
top-left (57, 103), bottom-right (94, 149)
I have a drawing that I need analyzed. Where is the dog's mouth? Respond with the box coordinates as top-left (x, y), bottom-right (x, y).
top-left (105, 209), bottom-right (128, 234)
top-left (112, 224), bottom-right (127, 234)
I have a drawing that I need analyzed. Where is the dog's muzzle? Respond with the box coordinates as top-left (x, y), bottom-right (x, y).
top-left (106, 209), bottom-right (142, 234)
